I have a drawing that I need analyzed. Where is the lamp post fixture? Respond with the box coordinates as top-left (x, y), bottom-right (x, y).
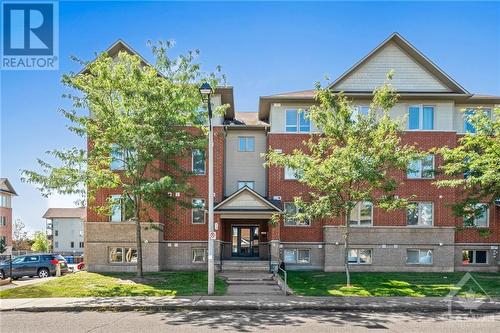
top-left (199, 82), bottom-right (215, 295)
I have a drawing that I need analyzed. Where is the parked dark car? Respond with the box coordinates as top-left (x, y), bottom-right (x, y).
top-left (0, 254), bottom-right (69, 279)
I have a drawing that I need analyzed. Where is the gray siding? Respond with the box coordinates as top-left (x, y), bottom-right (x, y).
top-left (224, 129), bottom-right (267, 196)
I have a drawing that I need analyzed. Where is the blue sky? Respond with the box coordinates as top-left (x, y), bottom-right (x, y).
top-left (1, 1), bottom-right (499, 234)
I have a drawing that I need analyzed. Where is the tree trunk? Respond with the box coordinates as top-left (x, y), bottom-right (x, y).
top-left (134, 198), bottom-right (143, 278)
top-left (344, 209), bottom-right (351, 287)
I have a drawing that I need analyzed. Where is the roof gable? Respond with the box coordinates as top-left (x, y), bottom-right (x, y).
top-left (0, 178), bottom-right (17, 196)
top-left (330, 33), bottom-right (468, 94)
top-left (215, 187), bottom-right (281, 212)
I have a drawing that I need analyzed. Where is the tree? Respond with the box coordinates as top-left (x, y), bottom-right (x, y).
top-left (12, 219), bottom-right (30, 251)
top-left (436, 107), bottom-right (500, 224)
top-left (266, 74), bottom-right (421, 286)
top-left (31, 232), bottom-right (50, 253)
top-left (22, 41), bottom-right (226, 277)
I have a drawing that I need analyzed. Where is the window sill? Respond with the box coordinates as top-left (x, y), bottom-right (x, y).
top-left (192, 222), bottom-right (206, 225)
top-left (284, 224), bottom-right (311, 227)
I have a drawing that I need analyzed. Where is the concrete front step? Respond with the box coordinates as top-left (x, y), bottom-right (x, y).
top-left (220, 271), bottom-right (283, 295)
top-left (221, 260), bottom-right (270, 272)
top-left (226, 280), bottom-right (276, 285)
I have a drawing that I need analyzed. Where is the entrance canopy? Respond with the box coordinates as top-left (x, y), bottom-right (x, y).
top-left (214, 187), bottom-right (282, 219)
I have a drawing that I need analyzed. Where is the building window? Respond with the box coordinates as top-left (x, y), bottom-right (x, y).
top-left (347, 249), bottom-right (372, 264)
top-left (286, 109), bottom-right (310, 133)
top-left (407, 155), bottom-right (434, 179)
top-left (283, 249), bottom-right (310, 264)
top-left (110, 144), bottom-right (125, 170)
top-left (54, 241), bottom-right (59, 248)
top-left (238, 137), bottom-right (255, 152)
top-left (284, 202), bottom-right (310, 226)
top-left (110, 195), bottom-right (134, 222)
top-left (407, 249), bottom-right (433, 264)
top-left (109, 247), bottom-right (137, 263)
top-left (0, 216), bottom-right (6, 226)
top-left (464, 108), bottom-right (491, 133)
top-left (284, 166), bottom-right (303, 180)
top-left (237, 181), bottom-right (255, 190)
top-left (351, 106), bottom-right (370, 121)
top-left (79, 242), bottom-right (84, 248)
top-left (462, 250), bottom-right (488, 265)
top-left (0, 195), bottom-right (11, 208)
top-left (192, 199), bottom-right (206, 224)
top-left (408, 105), bottom-right (434, 130)
top-left (192, 248), bottom-right (206, 263)
top-left (407, 202), bottom-right (433, 226)
top-left (192, 149), bottom-right (206, 175)
top-left (70, 241), bottom-right (74, 248)
top-left (349, 201), bottom-right (373, 226)
top-left (464, 204), bottom-right (489, 227)
top-left (54, 230), bottom-right (58, 236)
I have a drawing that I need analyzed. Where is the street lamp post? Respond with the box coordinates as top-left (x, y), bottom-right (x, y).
top-left (199, 82), bottom-right (215, 295)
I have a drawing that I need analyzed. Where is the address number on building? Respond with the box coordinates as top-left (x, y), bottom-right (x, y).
top-left (209, 232), bottom-right (216, 240)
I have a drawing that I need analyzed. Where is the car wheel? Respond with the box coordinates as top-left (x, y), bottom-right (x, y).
top-left (0, 270), bottom-right (4, 279)
top-left (38, 268), bottom-right (50, 278)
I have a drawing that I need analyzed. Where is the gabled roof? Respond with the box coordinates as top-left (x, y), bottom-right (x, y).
top-left (43, 208), bottom-right (86, 219)
top-left (214, 187), bottom-right (282, 212)
top-left (0, 178), bottom-right (17, 196)
top-left (258, 32), bottom-right (500, 121)
top-left (78, 40), bottom-right (235, 118)
top-left (329, 33), bottom-right (469, 94)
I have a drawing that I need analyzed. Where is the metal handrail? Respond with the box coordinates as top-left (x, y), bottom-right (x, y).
top-left (219, 242), bottom-right (224, 272)
top-left (274, 261), bottom-right (288, 296)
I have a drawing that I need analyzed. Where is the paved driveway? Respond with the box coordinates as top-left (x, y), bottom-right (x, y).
top-left (0, 276), bottom-right (55, 291)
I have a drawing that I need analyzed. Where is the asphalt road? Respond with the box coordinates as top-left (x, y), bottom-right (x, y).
top-left (1, 310), bottom-right (498, 332)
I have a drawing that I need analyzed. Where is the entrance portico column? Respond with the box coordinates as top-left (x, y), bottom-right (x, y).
top-left (268, 219), bottom-right (281, 272)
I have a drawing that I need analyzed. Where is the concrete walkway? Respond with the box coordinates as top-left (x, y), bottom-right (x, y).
top-left (1, 295), bottom-right (499, 313)
top-left (0, 277), bottom-right (55, 291)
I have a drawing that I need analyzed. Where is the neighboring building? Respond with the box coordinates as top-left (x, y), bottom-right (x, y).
top-left (0, 178), bottom-right (17, 255)
top-left (85, 34), bottom-right (499, 273)
top-left (43, 208), bottom-right (86, 255)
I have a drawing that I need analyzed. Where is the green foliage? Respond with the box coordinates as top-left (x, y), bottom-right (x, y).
top-left (266, 74), bottom-right (422, 223)
top-left (31, 231), bottom-right (50, 253)
top-left (0, 271), bottom-right (227, 298)
top-left (436, 107), bottom-right (499, 220)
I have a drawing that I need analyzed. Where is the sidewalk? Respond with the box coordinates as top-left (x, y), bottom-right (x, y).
top-left (1, 295), bottom-right (499, 313)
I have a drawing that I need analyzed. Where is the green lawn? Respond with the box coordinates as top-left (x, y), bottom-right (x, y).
top-left (286, 271), bottom-right (500, 297)
top-left (0, 271), bottom-right (227, 298)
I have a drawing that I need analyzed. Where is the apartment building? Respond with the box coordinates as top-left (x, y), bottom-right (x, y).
top-left (0, 178), bottom-right (17, 255)
top-left (43, 208), bottom-right (86, 255)
top-left (85, 33), bottom-right (499, 273)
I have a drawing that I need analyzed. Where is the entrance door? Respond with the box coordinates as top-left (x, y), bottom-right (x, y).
top-left (231, 226), bottom-right (259, 257)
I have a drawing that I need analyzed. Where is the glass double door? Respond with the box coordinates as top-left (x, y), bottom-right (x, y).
top-left (231, 226), bottom-right (259, 257)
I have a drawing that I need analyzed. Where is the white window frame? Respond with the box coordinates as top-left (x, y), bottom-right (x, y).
top-left (407, 105), bottom-right (435, 130)
top-left (284, 166), bottom-right (303, 180)
top-left (284, 202), bottom-right (310, 226)
top-left (110, 194), bottom-right (123, 222)
top-left (192, 248), bottom-right (206, 263)
top-left (238, 136), bottom-right (255, 152)
top-left (347, 248), bottom-right (373, 264)
top-left (192, 149), bottom-right (206, 175)
top-left (407, 155), bottom-right (434, 179)
top-left (349, 201), bottom-right (373, 226)
top-left (237, 181), bottom-right (255, 190)
top-left (0, 195), bottom-right (11, 208)
top-left (462, 250), bottom-right (488, 265)
top-left (285, 109), bottom-right (311, 133)
top-left (406, 249), bottom-right (433, 265)
top-left (407, 202), bottom-right (434, 227)
top-left (109, 247), bottom-right (137, 264)
top-left (110, 144), bottom-right (125, 171)
top-left (0, 216), bottom-right (6, 226)
top-left (283, 248), bottom-right (311, 264)
top-left (192, 198), bottom-right (206, 224)
top-left (464, 204), bottom-right (489, 227)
